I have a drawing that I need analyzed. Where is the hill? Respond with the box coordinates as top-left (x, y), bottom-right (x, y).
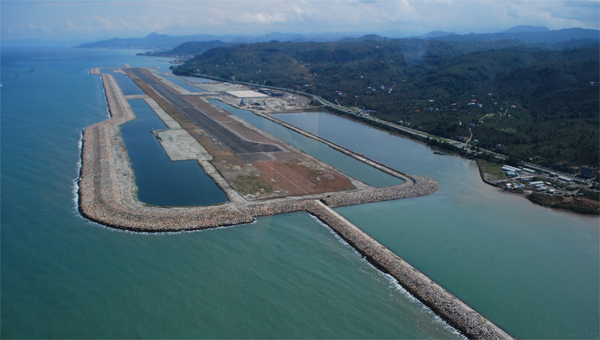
top-left (78, 32), bottom-right (354, 50)
top-left (140, 40), bottom-right (235, 57)
top-left (78, 32), bottom-right (219, 50)
top-left (174, 38), bottom-right (599, 169)
top-left (79, 26), bottom-right (598, 51)
top-left (502, 25), bottom-right (550, 33)
top-left (435, 27), bottom-right (599, 44)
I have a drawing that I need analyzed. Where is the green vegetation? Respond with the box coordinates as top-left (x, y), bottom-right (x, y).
top-left (174, 38), bottom-right (599, 168)
top-left (144, 40), bottom-right (233, 57)
top-left (477, 159), bottom-right (508, 180)
top-left (580, 187), bottom-right (600, 201)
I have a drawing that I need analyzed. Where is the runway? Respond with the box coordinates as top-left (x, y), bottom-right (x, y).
top-left (129, 68), bottom-right (282, 160)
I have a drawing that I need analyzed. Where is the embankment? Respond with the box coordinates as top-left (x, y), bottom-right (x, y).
top-left (78, 68), bottom-right (513, 339)
top-left (307, 200), bottom-right (512, 339)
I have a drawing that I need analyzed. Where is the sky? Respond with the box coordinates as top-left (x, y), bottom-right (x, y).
top-left (2, 0), bottom-right (599, 44)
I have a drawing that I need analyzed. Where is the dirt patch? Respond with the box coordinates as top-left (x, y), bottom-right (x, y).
top-left (126, 68), bottom-right (357, 201)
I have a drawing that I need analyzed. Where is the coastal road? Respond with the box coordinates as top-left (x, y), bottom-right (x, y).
top-left (128, 68), bottom-right (282, 159)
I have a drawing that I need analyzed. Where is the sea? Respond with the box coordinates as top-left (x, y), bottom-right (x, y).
top-left (1, 47), bottom-right (598, 339)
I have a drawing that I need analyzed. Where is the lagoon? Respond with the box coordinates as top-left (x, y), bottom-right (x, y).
top-left (1, 47), bottom-right (598, 339)
top-left (162, 74), bottom-right (207, 93)
top-left (120, 98), bottom-right (227, 206)
top-left (208, 99), bottom-right (403, 188)
top-left (1, 47), bottom-right (458, 339)
top-left (276, 111), bottom-right (600, 339)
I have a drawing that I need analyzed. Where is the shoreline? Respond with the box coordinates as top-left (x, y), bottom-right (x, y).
top-left (79, 67), bottom-right (513, 339)
top-left (475, 159), bottom-right (600, 215)
top-left (81, 68), bottom-right (435, 232)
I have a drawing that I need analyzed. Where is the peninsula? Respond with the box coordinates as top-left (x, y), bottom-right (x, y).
top-left (79, 67), bottom-right (512, 339)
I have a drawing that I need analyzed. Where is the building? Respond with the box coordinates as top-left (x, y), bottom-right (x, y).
top-left (501, 165), bottom-right (520, 173)
top-left (558, 176), bottom-right (572, 184)
top-left (579, 166), bottom-right (598, 179)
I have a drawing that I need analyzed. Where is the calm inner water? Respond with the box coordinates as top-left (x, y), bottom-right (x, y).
top-left (276, 112), bottom-right (600, 339)
top-left (208, 99), bottom-right (403, 188)
top-left (1, 47), bottom-right (460, 339)
top-left (181, 75), bottom-right (216, 83)
top-left (100, 68), bottom-right (145, 95)
top-left (120, 99), bottom-right (227, 206)
top-left (162, 74), bottom-right (207, 93)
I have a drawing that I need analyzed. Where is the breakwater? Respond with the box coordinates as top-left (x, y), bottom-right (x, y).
top-left (81, 68), bottom-right (440, 232)
top-left (79, 68), bottom-right (512, 339)
top-left (307, 201), bottom-right (512, 339)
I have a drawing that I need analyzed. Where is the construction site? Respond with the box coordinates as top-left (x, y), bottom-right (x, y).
top-left (77, 67), bottom-right (512, 339)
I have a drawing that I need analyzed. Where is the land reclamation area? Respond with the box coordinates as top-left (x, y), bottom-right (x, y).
top-left (78, 67), bottom-right (512, 339)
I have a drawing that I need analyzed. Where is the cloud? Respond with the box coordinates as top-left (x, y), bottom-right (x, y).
top-left (1, 0), bottom-right (598, 41)
top-left (237, 11), bottom-right (287, 24)
top-left (91, 15), bottom-right (116, 30)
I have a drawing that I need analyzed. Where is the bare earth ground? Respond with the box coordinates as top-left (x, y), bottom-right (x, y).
top-left (77, 68), bottom-right (512, 340)
top-left (126, 68), bottom-right (356, 201)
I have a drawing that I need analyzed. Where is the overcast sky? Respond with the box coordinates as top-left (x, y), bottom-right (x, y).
top-left (2, 0), bottom-right (599, 43)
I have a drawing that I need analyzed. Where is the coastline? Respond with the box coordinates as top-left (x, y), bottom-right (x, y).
top-left (78, 67), bottom-right (513, 339)
top-left (475, 159), bottom-right (600, 215)
top-left (81, 68), bottom-right (437, 232)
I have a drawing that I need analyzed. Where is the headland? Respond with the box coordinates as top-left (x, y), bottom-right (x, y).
top-left (79, 67), bottom-right (512, 339)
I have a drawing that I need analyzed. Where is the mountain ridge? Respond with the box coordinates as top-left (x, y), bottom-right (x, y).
top-left (78, 26), bottom-right (599, 50)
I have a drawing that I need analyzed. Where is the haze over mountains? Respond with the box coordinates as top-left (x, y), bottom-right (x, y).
top-left (78, 26), bottom-right (599, 51)
top-left (78, 32), bottom-right (354, 50)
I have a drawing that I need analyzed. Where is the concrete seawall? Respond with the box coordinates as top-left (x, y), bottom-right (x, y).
top-left (79, 68), bottom-right (513, 339)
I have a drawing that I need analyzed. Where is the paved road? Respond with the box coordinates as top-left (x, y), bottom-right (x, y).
top-left (129, 68), bottom-right (282, 158)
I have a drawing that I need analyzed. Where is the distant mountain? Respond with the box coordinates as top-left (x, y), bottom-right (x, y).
top-left (434, 27), bottom-right (599, 44)
top-left (423, 31), bottom-right (457, 38)
top-left (231, 32), bottom-right (352, 43)
top-left (79, 27), bottom-right (599, 51)
top-left (78, 32), bottom-right (237, 50)
top-left (142, 40), bottom-right (235, 57)
top-left (79, 32), bottom-right (355, 50)
top-left (502, 25), bottom-right (550, 33)
top-left (341, 34), bottom-right (394, 42)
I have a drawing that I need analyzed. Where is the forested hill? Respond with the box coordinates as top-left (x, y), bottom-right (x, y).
top-left (174, 39), bottom-right (599, 168)
top-left (140, 40), bottom-right (234, 57)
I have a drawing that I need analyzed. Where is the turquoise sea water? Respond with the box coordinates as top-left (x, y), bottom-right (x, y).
top-left (1, 47), bottom-right (459, 338)
top-left (2, 47), bottom-right (598, 339)
top-left (276, 112), bottom-right (600, 339)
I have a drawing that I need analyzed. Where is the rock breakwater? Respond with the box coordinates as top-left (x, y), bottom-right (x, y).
top-left (78, 68), bottom-right (512, 339)
top-left (80, 68), bottom-right (441, 233)
top-left (307, 201), bottom-right (512, 339)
